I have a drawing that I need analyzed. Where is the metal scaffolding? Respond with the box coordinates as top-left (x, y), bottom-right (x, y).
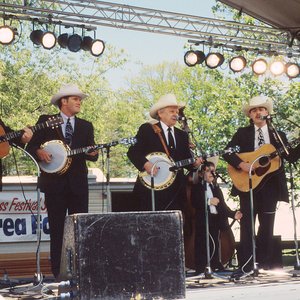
top-left (0, 0), bottom-right (299, 57)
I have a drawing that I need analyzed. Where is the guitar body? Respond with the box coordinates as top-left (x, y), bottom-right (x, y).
top-left (227, 144), bottom-right (281, 192)
top-left (0, 126), bottom-right (10, 158)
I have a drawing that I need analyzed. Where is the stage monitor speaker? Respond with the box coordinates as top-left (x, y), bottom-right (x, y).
top-left (60, 211), bottom-right (185, 300)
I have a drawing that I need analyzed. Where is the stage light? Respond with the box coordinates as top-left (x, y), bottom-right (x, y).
top-left (41, 31), bottom-right (56, 49)
top-left (270, 60), bottom-right (285, 76)
top-left (184, 50), bottom-right (205, 67)
top-left (90, 39), bottom-right (105, 56)
top-left (252, 58), bottom-right (268, 75)
top-left (0, 25), bottom-right (15, 45)
top-left (229, 56), bottom-right (247, 72)
top-left (205, 53), bottom-right (224, 69)
top-left (67, 34), bottom-right (82, 52)
top-left (81, 36), bottom-right (93, 51)
top-left (286, 63), bottom-right (300, 79)
top-left (58, 33), bottom-right (69, 48)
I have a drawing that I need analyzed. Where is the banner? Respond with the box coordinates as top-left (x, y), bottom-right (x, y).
top-left (0, 192), bottom-right (50, 242)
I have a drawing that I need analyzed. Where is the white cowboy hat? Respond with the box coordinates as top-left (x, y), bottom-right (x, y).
top-left (50, 84), bottom-right (87, 106)
top-left (149, 93), bottom-right (185, 120)
top-left (242, 96), bottom-right (273, 117)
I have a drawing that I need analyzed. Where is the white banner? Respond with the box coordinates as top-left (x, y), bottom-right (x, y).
top-left (0, 192), bottom-right (50, 242)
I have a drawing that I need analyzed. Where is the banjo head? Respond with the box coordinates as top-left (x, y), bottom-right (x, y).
top-left (39, 140), bottom-right (69, 174)
top-left (139, 152), bottom-right (176, 190)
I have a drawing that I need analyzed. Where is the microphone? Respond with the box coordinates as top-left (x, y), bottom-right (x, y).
top-left (259, 115), bottom-right (272, 120)
top-left (169, 165), bottom-right (179, 172)
top-left (176, 116), bottom-right (187, 121)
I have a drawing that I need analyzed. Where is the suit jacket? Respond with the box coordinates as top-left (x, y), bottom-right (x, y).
top-left (191, 181), bottom-right (236, 231)
top-left (127, 121), bottom-right (193, 210)
top-left (223, 123), bottom-right (297, 202)
top-left (26, 114), bottom-right (98, 194)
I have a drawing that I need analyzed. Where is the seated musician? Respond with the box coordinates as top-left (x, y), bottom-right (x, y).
top-left (191, 160), bottom-right (242, 275)
top-left (0, 119), bottom-right (32, 190)
top-left (223, 96), bottom-right (300, 278)
top-left (127, 93), bottom-right (202, 211)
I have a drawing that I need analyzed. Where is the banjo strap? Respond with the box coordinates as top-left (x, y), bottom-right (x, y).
top-left (152, 123), bottom-right (171, 158)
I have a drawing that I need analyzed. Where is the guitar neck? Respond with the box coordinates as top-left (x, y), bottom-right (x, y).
top-left (0, 117), bottom-right (63, 144)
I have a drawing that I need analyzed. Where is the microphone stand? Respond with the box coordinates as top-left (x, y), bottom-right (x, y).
top-left (103, 145), bottom-right (112, 212)
top-left (266, 118), bottom-right (289, 156)
top-left (12, 144), bottom-right (43, 285)
top-left (288, 162), bottom-right (300, 272)
top-left (247, 155), bottom-right (270, 277)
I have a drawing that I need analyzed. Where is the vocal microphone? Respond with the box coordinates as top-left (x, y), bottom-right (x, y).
top-left (259, 115), bottom-right (272, 120)
top-left (176, 116), bottom-right (187, 121)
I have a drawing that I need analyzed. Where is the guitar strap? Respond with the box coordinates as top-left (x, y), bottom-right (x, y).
top-left (152, 123), bottom-right (171, 158)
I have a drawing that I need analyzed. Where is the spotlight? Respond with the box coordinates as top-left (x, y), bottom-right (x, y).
top-left (205, 53), bottom-right (224, 69)
top-left (90, 39), bottom-right (105, 57)
top-left (269, 60), bottom-right (285, 76)
top-left (184, 50), bottom-right (205, 67)
top-left (30, 29), bottom-right (44, 46)
top-left (41, 31), bottom-right (56, 49)
top-left (81, 36), bottom-right (93, 51)
top-left (252, 58), bottom-right (268, 75)
top-left (229, 56), bottom-right (247, 72)
top-left (286, 63), bottom-right (300, 79)
top-left (67, 34), bottom-right (82, 52)
top-left (0, 25), bottom-right (15, 45)
top-left (58, 33), bottom-right (69, 48)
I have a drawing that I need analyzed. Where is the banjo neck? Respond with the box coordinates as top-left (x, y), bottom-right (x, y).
top-left (67, 137), bottom-right (137, 157)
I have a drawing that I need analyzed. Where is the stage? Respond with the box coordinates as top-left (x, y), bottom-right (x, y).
top-left (1, 267), bottom-right (300, 299)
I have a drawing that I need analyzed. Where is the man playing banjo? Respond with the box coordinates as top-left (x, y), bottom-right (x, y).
top-left (127, 93), bottom-right (202, 211)
top-left (26, 84), bottom-right (98, 280)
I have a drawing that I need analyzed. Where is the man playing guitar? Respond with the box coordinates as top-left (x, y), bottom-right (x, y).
top-left (223, 96), bottom-right (300, 278)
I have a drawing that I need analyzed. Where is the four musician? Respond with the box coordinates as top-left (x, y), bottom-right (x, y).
top-left (25, 84), bottom-right (98, 279)
top-left (4, 87), bottom-right (299, 279)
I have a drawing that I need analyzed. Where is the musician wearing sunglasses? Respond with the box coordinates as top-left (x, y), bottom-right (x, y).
top-left (26, 84), bottom-right (98, 280)
top-left (223, 96), bottom-right (300, 278)
top-left (127, 93), bottom-right (202, 212)
top-left (191, 161), bottom-right (242, 275)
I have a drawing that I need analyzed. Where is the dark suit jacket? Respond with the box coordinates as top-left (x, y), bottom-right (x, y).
top-left (26, 114), bottom-right (98, 194)
top-left (127, 121), bottom-right (193, 210)
top-left (191, 181), bottom-right (236, 231)
top-left (223, 123), bottom-right (298, 202)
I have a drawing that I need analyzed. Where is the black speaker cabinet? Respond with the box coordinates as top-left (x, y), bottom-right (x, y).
top-left (60, 211), bottom-right (185, 300)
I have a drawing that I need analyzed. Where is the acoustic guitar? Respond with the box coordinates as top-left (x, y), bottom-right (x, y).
top-left (227, 141), bottom-right (297, 193)
top-left (0, 116), bottom-right (63, 159)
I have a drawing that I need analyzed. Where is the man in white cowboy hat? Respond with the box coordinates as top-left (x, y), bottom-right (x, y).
top-left (127, 93), bottom-right (202, 211)
top-left (190, 160), bottom-right (242, 275)
top-left (26, 83), bottom-right (98, 279)
top-left (223, 95), bottom-right (300, 278)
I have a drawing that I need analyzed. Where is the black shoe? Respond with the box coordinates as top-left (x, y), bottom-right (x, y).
top-left (230, 268), bottom-right (247, 280)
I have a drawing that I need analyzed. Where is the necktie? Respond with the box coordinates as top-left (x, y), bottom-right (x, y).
top-left (65, 118), bottom-right (73, 146)
top-left (167, 127), bottom-right (175, 153)
top-left (257, 128), bottom-right (265, 147)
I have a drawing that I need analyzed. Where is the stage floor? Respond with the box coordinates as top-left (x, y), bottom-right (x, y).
top-left (1, 267), bottom-right (300, 299)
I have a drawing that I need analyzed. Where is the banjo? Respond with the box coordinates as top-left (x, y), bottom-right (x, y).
top-left (39, 137), bottom-right (136, 175)
top-left (138, 146), bottom-right (240, 191)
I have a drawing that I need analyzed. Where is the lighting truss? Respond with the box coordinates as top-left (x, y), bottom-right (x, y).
top-left (0, 0), bottom-right (299, 57)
